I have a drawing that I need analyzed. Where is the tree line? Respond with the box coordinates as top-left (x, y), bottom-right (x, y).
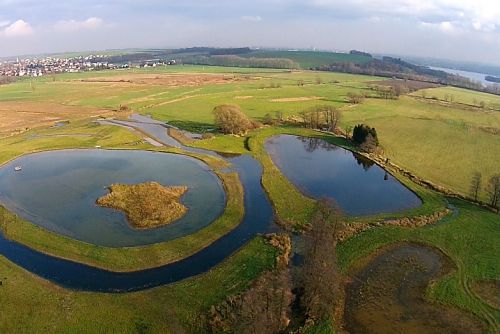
top-left (470, 172), bottom-right (500, 209)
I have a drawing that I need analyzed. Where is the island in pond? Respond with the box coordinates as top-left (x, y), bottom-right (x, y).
top-left (97, 182), bottom-right (188, 229)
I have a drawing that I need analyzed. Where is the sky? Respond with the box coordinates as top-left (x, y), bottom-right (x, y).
top-left (1, 0), bottom-right (499, 65)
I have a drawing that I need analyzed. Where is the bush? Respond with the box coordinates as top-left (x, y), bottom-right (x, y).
top-left (213, 104), bottom-right (256, 135)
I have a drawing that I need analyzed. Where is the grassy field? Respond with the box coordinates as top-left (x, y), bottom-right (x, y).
top-left (0, 237), bottom-right (277, 333)
top-left (342, 96), bottom-right (500, 201)
top-left (3, 66), bottom-right (495, 201)
top-left (0, 66), bottom-right (498, 333)
top-left (413, 86), bottom-right (500, 110)
top-left (338, 199), bottom-right (500, 333)
top-left (244, 50), bottom-right (373, 69)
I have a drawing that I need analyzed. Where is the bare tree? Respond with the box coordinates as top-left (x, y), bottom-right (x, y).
top-left (486, 174), bottom-right (500, 208)
top-left (300, 199), bottom-right (345, 321)
top-left (469, 172), bottom-right (482, 201)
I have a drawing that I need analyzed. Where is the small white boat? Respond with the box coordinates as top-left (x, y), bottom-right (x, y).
top-left (14, 166), bottom-right (22, 172)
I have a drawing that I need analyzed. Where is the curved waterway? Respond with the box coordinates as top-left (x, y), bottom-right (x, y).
top-left (266, 135), bottom-right (422, 215)
top-left (0, 116), bottom-right (275, 292)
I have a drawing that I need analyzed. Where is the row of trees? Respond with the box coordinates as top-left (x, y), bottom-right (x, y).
top-left (299, 105), bottom-right (342, 132)
top-left (185, 55), bottom-right (299, 69)
top-left (470, 172), bottom-right (500, 208)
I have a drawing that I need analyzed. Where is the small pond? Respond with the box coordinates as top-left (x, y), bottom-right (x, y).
top-left (0, 149), bottom-right (225, 247)
top-left (265, 135), bottom-right (422, 216)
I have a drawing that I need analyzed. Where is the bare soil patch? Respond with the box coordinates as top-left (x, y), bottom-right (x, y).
top-left (473, 280), bottom-right (500, 309)
top-left (270, 96), bottom-right (322, 102)
top-left (77, 73), bottom-right (246, 87)
top-left (97, 182), bottom-right (189, 229)
top-left (0, 101), bottom-right (117, 137)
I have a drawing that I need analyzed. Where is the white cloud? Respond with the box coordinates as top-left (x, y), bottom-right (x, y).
top-left (0, 20), bottom-right (11, 28)
top-left (2, 19), bottom-right (34, 37)
top-left (54, 17), bottom-right (104, 32)
top-left (241, 15), bottom-right (262, 22)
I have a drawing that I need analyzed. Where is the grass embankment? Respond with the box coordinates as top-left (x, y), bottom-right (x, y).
top-left (338, 199), bottom-right (500, 333)
top-left (97, 182), bottom-right (189, 229)
top-left (0, 120), bottom-right (245, 271)
top-left (0, 237), bottom-right (277, 333)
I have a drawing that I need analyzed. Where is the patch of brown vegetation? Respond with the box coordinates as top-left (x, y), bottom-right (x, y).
top-left (368, 79), bottom-right (441, 91)
top-left (270, 96), bottom-right (322, 102)
top-left (339, 209), bottom-right (451, 242)
top-left (472, 280), bottom-right (500, 309)
top-left (77, 73), bottom-right (246, 87)
top-left (234, 95), bottom-right (253, 100)
top-left (96, 182), bottom-right (188, 229)
top-left (0, 101), bottom-right (118, 137)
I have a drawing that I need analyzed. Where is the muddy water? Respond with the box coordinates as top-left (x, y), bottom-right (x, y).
top-left (345, 244), bottom-right (485, 334)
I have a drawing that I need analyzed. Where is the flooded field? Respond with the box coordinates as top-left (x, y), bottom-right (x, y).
top-left (344, 244), bottom-right (485, 334)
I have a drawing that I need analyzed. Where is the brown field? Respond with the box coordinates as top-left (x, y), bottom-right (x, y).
top-left (77, 73), bottom-right (247, 87)
top-left (0, 101), bottom-right (118, 137)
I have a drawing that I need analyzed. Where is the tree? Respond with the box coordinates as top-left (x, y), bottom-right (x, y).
top-left (213, 104), bottom-right (255, 135)
top-left (486, 174), bottom-right (500, 208)
top-left (469, 172), bottom-right (482, 201)
top-left (300, 199), bottom-right (345, 321)
top-left (359, 133), bottom-right (378, 153)
top-left (352, 124), bottom-right (378, 146)
top-left (346, 92), bottom-right (364, 104)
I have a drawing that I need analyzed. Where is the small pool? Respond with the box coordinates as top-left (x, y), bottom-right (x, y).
top-left (265, 135), bottom-right (422, 216)
top-left (0, 150), bottom-right (226, 247)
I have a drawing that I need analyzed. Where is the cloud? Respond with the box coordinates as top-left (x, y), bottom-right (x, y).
top-left (0, 20), bottom-right (11, 28)
top-left (54, 17), bottom-right (104, 32)
top-left (2, 19), bottom-right (34, 37)
top-left (241, 15), bottom-right (262, 22)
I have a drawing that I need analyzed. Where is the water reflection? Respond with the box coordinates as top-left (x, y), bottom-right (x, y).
top-left (266, 135), bottom-right (422, 216)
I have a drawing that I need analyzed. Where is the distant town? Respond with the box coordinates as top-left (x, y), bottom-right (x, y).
top-left (0, 54), bottom-right (176, 77)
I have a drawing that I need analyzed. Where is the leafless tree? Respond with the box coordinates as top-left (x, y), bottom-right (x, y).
top-left (469, 172), bottom-right (482, 201)
top-left (300, 199), bottom-right (345, 321)
top-left (486, 174), bottom-right (500, 208)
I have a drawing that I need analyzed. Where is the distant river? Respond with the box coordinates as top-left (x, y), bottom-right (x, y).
top-left (429, 66), bottom-right (492, 86)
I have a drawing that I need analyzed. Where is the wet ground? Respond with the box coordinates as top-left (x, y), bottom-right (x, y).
top-left (344, 244), bottom-right (485, 334)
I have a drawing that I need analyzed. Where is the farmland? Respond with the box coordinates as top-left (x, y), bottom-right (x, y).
top-left (0, 64), bottom-right (498, 333)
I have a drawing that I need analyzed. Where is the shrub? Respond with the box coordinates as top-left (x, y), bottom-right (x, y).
top-left (213, 104), bottom-right (255, 135)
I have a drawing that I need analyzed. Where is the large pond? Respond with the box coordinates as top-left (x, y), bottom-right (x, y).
top-left (265, 135), bottom-right (422, 216)
top-left (0, 150), bottom-right (225, 247)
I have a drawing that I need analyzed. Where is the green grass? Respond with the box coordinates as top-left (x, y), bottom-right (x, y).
top-left (414, 86), bottom-right (500, 110)
top-left (0, 237), bottom-right (277, 333)
top-left (245, 50), bottom-right (372, 69)
top-left (342, 96), bottom-right (500, 201)
top-left (338, 199), bottom-right (500, 333)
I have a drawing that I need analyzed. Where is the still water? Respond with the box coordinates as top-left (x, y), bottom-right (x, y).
top-left (265, 135), bottom-right (422, 215)
top-left (0, 149), bottom-right (225, 247)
